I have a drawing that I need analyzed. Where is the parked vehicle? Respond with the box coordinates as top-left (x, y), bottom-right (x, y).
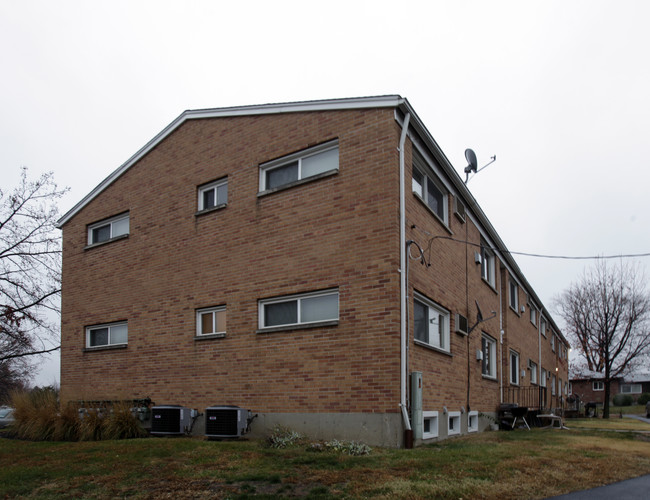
top-left (0, 406), bottom-right (14, 428)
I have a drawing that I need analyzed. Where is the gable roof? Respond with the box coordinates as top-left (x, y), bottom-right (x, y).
top-left (56, 95), bottom-right (406, 228)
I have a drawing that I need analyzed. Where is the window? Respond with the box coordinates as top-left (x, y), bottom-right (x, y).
top-left (196, 306), bottom-right (226, 336)
top-left (260, 141), bottom-right (338, 192)
top-left (551, 375), bottom-right (557, 395)
top-left (447, 411), bottom-right (461, 436)
top-left (559, 378), bottom-right (563, 395)
top-left (414, 294), bottom-right (450, 352)
top-left (540, 318), bottom-right (547, 337)
top-left (593, 381), bottom-right (604, 391)
top-left (482, 334), bottom-right (497, 378)
top-left (510, 350), bottom-right (520, 385)
top-left (530, 306), bottom-right (537, 326)
top-left (198, 178), bottom-right (227, 212)
top-left (568, 382), bottom-right (573, 395)
top-left (259, 289), bottom-right (338, 329)
top-left (509, 279), bottom-right (519, 311)
top-left (467, 411), bottom-right (478, 433)
top-left (423, 411), bottom-right (439, 439)
top-left (541, 368), bottom-right (547, 387)
top-left (620, 383), bottom-right (642, 394)
top-left (412, 152), bottom-right (448, 224)
top-left (86, 322), bottom-right (127, 348)
top-left (480, 243), bottom-right (496, 287)
top-left (565, 382), bottom-right (569, 396)
top-left (550, 334), bottom-right (556, 352)
top-left (87, 213), bottom-right (129, 245)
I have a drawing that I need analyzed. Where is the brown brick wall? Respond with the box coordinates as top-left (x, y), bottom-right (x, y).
top-left (61, 109), bottom-right (403, 414)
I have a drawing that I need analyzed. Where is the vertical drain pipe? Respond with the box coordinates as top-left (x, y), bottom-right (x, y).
top-left (399, 111), bottom-right (411, 437)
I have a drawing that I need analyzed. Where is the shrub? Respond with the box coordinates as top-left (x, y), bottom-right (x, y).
top-left (324, 439), bottom-right (372, 456)
top-left (78, 409), bottom-right (104, 441)
top-left (267, 426), bottom-right (304, 448)
top-left (612, 394), bottom-right (634, 407)
top-left (10, 388), bottom-right (59, 441)
top-left (102, 404), bottom-right (148, 440)
top-left (637, 393), bottom-right (650, 405)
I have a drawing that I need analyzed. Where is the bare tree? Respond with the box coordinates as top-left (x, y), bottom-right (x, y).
top-left (555, 259), bottom-right (650, 418)
top-left (0, 168), bottom-right (68, 391)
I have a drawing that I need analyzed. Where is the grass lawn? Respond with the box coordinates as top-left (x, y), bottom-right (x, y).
top-left (2, 427), bottom-right (650, 499)
top-left (567, 416), bottom-right (650, 431)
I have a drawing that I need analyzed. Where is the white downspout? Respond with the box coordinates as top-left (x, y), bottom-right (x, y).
top-left (499, 272), bottom-right (504, 403)
top-left (399, 111), bottom-right (411, 429)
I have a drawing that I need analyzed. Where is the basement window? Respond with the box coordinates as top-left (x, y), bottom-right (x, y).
top-left (422, 411), bottom-right (439, 439)
top-left (259, 289), bottom-right (339, 330)
top-left (468, 411), bottom-right (478, 433)
top-left (259, 140), bottom-right (338, 193)
top-left (447, 411), bottom-right (461, 436)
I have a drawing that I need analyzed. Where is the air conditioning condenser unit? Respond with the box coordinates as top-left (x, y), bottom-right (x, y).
top-left (150, 405), bottom-right (192, 435)
top-left (205, 405), bottom-right (252, 438)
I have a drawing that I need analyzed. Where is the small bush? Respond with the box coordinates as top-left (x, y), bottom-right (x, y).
top-left (612, 394), bottom-right (634, 407)
top-left (10, 388), bottom-right (59, 441)
top-left (78, 409), bottom-right (104, 441)
top-left (324, 439), bottom-right (372, 456)
top-left (267, 425), bottom-right (304, 448)
top-left (637, 393), bottom-right (650, 405)
top-left (102, 404), bottom-right (148, 440)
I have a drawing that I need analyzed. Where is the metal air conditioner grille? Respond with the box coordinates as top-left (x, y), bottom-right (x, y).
top-left (206, 408), bottom-right (239, 436)
top-left (151, 406), bottom-right (183, 434)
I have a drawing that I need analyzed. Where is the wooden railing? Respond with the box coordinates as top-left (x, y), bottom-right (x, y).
top-left (504, 385), bottom-right (548, 410)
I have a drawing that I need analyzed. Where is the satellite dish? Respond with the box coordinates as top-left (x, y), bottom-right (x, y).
top-left (475, 300), bottom-right (483, 323)
top-left (464, 148), bottom-right (478, 174)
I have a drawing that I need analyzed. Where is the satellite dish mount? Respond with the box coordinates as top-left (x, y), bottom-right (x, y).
top-left (464, 148), bottom-right (496, 184)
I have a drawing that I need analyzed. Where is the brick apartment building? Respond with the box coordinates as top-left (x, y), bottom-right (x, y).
top-left (57, 96), bottom-right (569, 447)
top-left (571, 371), bottom-right (650, 406)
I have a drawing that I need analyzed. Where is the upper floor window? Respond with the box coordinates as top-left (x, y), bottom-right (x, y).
top-left (509, 279), bottom-right (519, 311)
top-left (86, 321), bottom-right (127, 348)
top-left (480, 243), bottom-right (496, 287)
top-left (196, 306), bottom-right (226, 337)
top-left (530, 305), bottom-right (537, 326)
top-left (259, 289), bottom-right (338, 330)
top-left (87, 213), bottom-right (129, 245)
top-left (540, 318), bottom-right (547, 337)
top-left (482, 333), bottom-right (497, 378)
top-left (510, 350), bottom-right (520, 385)
top-left (198, 178), bottom-right (228, 212)
top-left (259, 141), bottom-right (338, 192)
top-left (414, 293), bottom-right (450, 353)
top-left (551, 334), bottom-right (556, 352)
top-left (412, 153), bottom-right (448, 224)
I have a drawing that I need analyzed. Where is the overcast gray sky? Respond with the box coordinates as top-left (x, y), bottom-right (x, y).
top-left (2, 0), bottom-right (649, 386)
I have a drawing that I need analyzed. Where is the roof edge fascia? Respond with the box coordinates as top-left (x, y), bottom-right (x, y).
top-left (56, 95), bottom-right (404, 228)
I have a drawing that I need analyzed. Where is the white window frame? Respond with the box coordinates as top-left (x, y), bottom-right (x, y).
top-left (530, 305), bottom-right (537, 326)
top-left (86, 321), bottom-right (128, 348)
top-left (422, 411), bottom-right (439, 439)
top-left (541, 368), bottom-right (547, 388)
top-left (510, 350), bottom-right (520, 385)
top-left (481, 333), bottom-right (497, 379)
top-left (196, 306), bottom-right (226, 337)
top-left (259, 141), bottom-right (339, 192)
top-left (550, 334), bottom-right (556, 352)
top-left (467, 411), bottom-right (479, 433)
top-left (447, 411), bottom-right (461, 436)
top-left (551, 375), bottom-right (557, 395)
top-left (480, 243), bottom-right (496, 287)
top-left (509, 279), bottom-right (519, 312)
top-left (413, 293), bottom-right (450, 353)
top-left (620, 383), bottom-right (642, 394)
top-left (593, 381), bottom-right (604, 391)
top-left (412, 152), bottom-right (449, 225)
top-left (87, 213), bottom-right (129, 245)
top-left (197, 178), bottom-right (228, 212)
top-left (259, 289), bottom-right (339, 330)
top-left (540, 318), bottom-right (547, 337)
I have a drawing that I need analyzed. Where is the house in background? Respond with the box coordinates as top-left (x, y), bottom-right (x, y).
top-left (57, 96), bottom-right (569, 447)
top-left (571, 370), bottom-right (650, 406)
